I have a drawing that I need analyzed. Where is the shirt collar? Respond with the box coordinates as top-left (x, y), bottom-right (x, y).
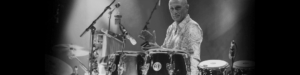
top-left (174, 14), bottom-right (191, 29)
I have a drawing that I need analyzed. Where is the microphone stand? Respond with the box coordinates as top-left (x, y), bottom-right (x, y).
top-left (79, 0), bottom-right (116, 75)
top-left (229, 41), bottom-right (237, 75)
top-left (230, 54), bottom-right (234, 75)
top-left (115, 14), bottom-right (126, 54)
top-left (140, 0), bottom-right (160, 47)
top-left (80, 0), bottom-right (116, 37)
top-left (142, 0), bottom-right (160, 30)
top-left (108, 8), bottom-right (116, 32)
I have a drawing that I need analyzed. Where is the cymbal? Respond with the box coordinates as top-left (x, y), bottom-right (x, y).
top-left (53, 44), bottom-right (85, 50)
top-left (69, 48), bottom-right (89, 57)
top-left (69, 45), bottom-right (89, 57)
top-left (53, 44), bottom-right (90, 57)
top-left (45, 55), bottom-right (73, 75)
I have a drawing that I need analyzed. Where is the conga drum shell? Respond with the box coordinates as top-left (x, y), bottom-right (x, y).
top-left (145, 49), bottom-right (190, 75)
top-left (106, 51), bottom-right (145, 75)
top-left (233, 60), bottom-right (255, 75)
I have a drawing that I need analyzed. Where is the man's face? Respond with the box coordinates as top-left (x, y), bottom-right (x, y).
top-left (169, 0), bottom-right (188, 22)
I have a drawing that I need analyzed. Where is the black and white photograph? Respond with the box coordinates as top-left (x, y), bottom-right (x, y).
top-left (45, 0), bottom-right (255, 75)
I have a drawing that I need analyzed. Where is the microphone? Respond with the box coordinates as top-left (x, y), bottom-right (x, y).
top-left (229, 40), bottom-right (236, 59)
top-left (119, 24), bottom-right (137, 45)
top-left (115, 2), bottom-right (121, 8)
top-left (109, 2), bottom-right (121, 14)
top-left (126, 33), bottom-right (137, 45)
top-left (114, 14), bottom-right (137, 45)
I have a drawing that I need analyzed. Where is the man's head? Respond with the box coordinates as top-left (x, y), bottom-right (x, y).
top-left (169, 0), bottom-right (189, 23)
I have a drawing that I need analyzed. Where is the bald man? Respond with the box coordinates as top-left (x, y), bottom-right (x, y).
top-left (140, 0), bottom-right (203, 75)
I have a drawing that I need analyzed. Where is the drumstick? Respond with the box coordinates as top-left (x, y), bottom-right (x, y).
top-left (193, 58), bottom-right (201, 62)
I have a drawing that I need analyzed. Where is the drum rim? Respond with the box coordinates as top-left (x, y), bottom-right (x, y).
top-left (198, 59), bottom-right (229, 69)
top-left (115, 51), bottom-right (144, 54)
top-left (147, 48), bottom-right (189, 54)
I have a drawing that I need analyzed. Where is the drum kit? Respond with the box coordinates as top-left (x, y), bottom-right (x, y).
top-left (48, 0), bottom-right (255, 75)
top-left (58, 44), bottom-right (255, 75)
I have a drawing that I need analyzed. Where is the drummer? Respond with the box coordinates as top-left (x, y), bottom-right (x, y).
top-left (139, 0), bottom-right (203, 75)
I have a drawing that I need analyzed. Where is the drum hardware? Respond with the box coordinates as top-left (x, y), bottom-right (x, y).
top-left (79, 0), bottom-right (117, 75)
top-left (107, 54), bottom-right (117, 73)
top-left (184, 53), bottom-right (191, 75)
top-left (79, 0), bottom-right (135, 75)
top-left (166, 51), bottom-right (175, 75)
top-left (141, 52), bottom-right (150, 75)
top-left (117, 54), bottom-right (127, 75)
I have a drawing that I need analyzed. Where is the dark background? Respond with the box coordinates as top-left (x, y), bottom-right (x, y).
top-left (45, 0), bottom-right (255, 75)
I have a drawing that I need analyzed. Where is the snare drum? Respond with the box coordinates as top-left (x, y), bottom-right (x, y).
top-left (198, 60), bottom-right (229, 75)
top-left (233, 60), bottom-right (255, 75)
top-left (105, 51), bottom-right (145, 75)
top-left (143, 49), bottom-right (191, 75)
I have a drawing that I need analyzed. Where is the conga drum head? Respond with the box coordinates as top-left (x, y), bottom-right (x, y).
top-left (148, 48), bottom-right (182, 51)
top-left (116, 50), bottom-right (142, 54)
top-left (233, 60), bottom-right (255, 68)
top-left (198, 60), bottom-right (229, 69)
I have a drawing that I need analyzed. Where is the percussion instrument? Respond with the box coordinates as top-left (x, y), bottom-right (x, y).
top-left (45, 55), bottom-right (73, 75)
top-left (105, 51), bottom-right (145, 75)
top-left (198, 60), bottom-right (229, 75)
top-left (233, 60), bottom-right (255, 75)
top-left (53, 44), bottom-right (89, 57)
top-left (143, 49), bottom-right (191, 75)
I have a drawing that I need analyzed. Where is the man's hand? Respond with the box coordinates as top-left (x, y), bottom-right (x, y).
top-left (139, 30), bottom-right (156, 43)
top-left (141, 41), bottom-right (161, 50)
top-left (139, 30), bottom-right (161, 50)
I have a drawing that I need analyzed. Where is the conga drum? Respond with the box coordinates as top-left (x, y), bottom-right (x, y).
top-left (233, 60), bottom-right (255, 75)
top-left (105, 51), bottom-right (146, 75)
top-left (198, 60), bottom-right (229, 75)
top-left (142, 49), bottom-right (191, 75)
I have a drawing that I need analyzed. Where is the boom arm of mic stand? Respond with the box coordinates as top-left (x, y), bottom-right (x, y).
top-left (108, 8), bottom-right (116, 32)
top-left (142, 0), bottom-right (160, 30)
top-left (140, 0), bottom-right (160, 47)
top-left (80, 0), bottom-right (116, 37)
